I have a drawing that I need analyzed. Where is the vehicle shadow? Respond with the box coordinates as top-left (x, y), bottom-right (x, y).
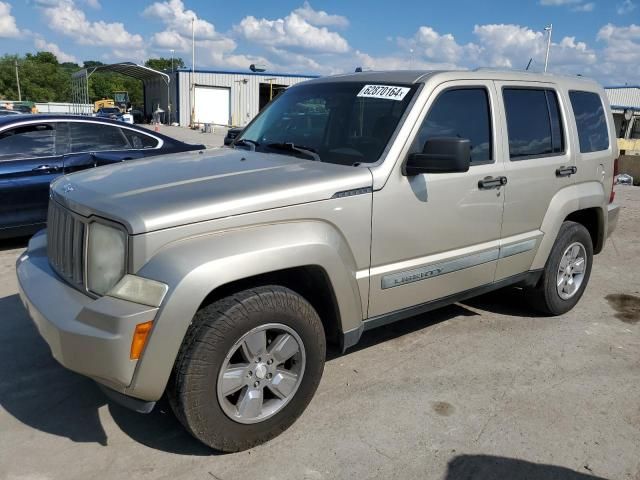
top-left (444, 454), bottom-right (608, 479)
top-left (334, 303), bottom-right (480, 359)
top-left (0, 236), bottom-right (29, 252)
top-left (0, 293), bottom-right (212, 455)
top-left (461, 286), bottom-right (543, 318)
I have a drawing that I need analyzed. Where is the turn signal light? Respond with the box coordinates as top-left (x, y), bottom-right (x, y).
top-left (130, 321), bottom-right (153, 360)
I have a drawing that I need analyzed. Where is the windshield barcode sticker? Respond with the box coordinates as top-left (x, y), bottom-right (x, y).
top-left (357, 85), bottom-right (410, 101)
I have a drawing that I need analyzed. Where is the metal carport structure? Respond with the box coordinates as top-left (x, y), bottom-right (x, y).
top-left (71, 62), bottom-right (171, 122)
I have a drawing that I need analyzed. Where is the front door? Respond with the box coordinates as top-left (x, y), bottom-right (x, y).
top-left (0, 122), bottom-right (64, 231)
top-left (494, 82), bottom-right (575, 281)
top-left (368, 80), bottom-right (506, 318)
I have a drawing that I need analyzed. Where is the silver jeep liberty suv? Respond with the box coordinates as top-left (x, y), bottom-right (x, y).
top-left (17, 70), bottom-right (620, 451)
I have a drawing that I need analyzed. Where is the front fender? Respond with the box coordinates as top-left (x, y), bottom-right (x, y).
top-left (531, 181), bottom-right (606, 270)
top-left (126, 220), bottom-right (363, 401)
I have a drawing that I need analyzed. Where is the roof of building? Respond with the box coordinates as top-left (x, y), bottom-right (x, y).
top-left (72, 62), bottom-right (170, 84)
top-left (604, 86), bottom-right (640, 110)
top-left (175, 68), bottom-right (318, 79)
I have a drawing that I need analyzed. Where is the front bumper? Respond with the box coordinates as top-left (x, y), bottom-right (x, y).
top-left (607, 203), bottom-right (620, 238)
top-left (16, 231), bottom-right (159, 406)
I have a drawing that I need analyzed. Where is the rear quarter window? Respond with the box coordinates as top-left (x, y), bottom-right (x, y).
top-left (122, 129), bottom-right (159, 149)
top-left (569, 91), bottom-right (609, 153)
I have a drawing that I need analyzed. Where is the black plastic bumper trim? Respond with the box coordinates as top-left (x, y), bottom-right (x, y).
top-left (97, 383), bottom-right (156, 414)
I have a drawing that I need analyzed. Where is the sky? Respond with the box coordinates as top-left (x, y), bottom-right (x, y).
top-left (0, 0), bottom-right (639, 85)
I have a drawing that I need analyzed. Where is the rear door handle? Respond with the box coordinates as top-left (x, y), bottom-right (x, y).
top-left (478, 176), bottom-right (507, 190)
top-left (32, 164), bottom-right (60, 172)
top-left (556, 166), bottom-right (577, 177)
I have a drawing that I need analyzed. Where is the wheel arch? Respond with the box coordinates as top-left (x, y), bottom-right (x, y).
top-left (125, 221), bottom-right (364, 401)
top-left (531, 181), bottom-right (607, 270)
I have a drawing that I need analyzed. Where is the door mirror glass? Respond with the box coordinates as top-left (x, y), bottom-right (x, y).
top-left (403, 137), bottom-right (471, 175)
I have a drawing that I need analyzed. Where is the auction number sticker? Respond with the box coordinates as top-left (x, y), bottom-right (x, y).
top-left (357, 84), bottom-right (410, 101)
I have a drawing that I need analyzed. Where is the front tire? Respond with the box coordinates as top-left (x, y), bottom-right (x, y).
top-left (168, 286), bottom-right (326, 452)
top-left (528, 221), bottom-right (593, 315)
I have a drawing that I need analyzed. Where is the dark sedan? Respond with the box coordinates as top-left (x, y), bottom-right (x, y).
top-left (0, 115), bottom-right (205, 239)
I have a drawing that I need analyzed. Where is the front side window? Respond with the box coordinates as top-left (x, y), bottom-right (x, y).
top-left (70, 122), bottom-right (130, 153)
top-left (569, 91), bottom-right (609, 152)
top-left (503, 88), bottom-right (565, 160)
top-left (414, 88), bottom-right (492, 164)
top-left (238, 82), bottom-right (418, 165)
top-left (0, 123), bottom-right (55, 160)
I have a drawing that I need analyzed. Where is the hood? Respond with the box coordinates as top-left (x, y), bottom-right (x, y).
top-left (52, 148), bottom-right (373, 234)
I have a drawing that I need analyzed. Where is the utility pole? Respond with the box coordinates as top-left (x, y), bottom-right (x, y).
top-left (15, 60), bottom-right (21, 101)
top-left (190, 17), bottom-right (195, 127)
top-left (170, 49), bottom-right (175, 72)
top-left (544, 24), bottom-right (553, 73)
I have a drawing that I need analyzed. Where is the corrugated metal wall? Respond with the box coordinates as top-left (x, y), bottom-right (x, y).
top-left (605, 87), bottom-right (640, 110)
top-left (175, 70), bottom-right (316, 127)
top-left (144, 77), bottom-right (172, 123)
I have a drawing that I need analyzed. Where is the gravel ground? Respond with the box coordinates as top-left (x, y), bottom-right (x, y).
top-left (0, 186), bottom-right (638, 480)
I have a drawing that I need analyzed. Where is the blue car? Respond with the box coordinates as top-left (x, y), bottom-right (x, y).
top-left (0, 115), bottom-right (205, 239)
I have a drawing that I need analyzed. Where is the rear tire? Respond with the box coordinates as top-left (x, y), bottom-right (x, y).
top-left (167, 286), bottom-right (326, 452)
top-left (528, 221), bottom-right (593, 315)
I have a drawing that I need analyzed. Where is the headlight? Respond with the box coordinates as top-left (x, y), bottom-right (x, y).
top-left (87, 221), bottom-right (127, 296)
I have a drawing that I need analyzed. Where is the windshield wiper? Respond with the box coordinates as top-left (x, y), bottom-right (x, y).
top-left (234, 138), bottom-right (259, 151)
top-left (265, 142), bottom-right (321, 161)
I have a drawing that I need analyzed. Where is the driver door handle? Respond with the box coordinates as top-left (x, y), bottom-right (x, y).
top-left (32, 164), bottom-right (60, 172)
top-left (478, 176), bottom-right (507, 190)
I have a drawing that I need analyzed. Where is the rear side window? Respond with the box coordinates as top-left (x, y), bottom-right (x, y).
top-left (0, 123), bottom-right (55, 160)
top-left (70, 122), bottom-right (130, 152)
top-left (569, 91), bottom-right (609, 152)
top-left (503, 88), bottom-right (565, 160)
top-left (122, 129), bottom-right (159, 149)
top-left (415, 88), bottom-right (492, 163)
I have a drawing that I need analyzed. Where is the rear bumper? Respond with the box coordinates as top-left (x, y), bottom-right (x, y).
top-left (16, 231), bottom-right (159, 401)
top-left (607, 203), bottom-right (620, 238)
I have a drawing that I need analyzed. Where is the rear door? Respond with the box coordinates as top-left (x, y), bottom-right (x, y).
top-left (494, 82), bottom-right (575, 280)
top-left (567, 90), bottom-right (615, 193)
top-left (0, 122), bottom-right (64, 230)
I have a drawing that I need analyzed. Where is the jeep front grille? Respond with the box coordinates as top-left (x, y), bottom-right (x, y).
top-left (47, 201), bottom-right (86, 288)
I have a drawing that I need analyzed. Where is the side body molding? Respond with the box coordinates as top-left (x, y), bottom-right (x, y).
top-left (531, 181), bottom-right (607, 270)
top-left (127, 221), bottom-right (364, 401)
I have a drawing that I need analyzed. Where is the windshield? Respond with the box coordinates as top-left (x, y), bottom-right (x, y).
top-left (237, 82), bottom-right (418, 165)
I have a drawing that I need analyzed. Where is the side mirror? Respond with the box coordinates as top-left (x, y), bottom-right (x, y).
top-left (402, 137), bottom-right (471, 176)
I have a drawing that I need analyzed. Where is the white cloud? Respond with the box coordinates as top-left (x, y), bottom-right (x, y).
top-left (540, 0), bottom-right (582, 4)
top-left (397, 26), bottom-right (479, 64)
top-left (0, 1), bottom-right (20, 38)
top-left (540, 0), bottom-right (594, 11)
top-left (235, 11), bottom-right (350, 53)
top-left (39, 0), bottom-right (144, 49)
top-left (83, 0), bottom-right (100, 9)
top-left (292, 1), bottom-right (348, 28)
top-left (572, 2), bottom-right (595, 11)
top-left (143, 0), bottom-right (217, 39)
top-left (617, 0), bottom-right (637, 14)
top-left (33, 36), bottom-right (78, 63)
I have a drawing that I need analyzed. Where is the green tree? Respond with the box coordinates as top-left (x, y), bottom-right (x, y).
top-left (145, 57), bottom-right (185, 72)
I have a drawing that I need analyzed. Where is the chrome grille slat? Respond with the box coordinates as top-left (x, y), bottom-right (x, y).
top-left (47, 201), bottom-right (86, 288)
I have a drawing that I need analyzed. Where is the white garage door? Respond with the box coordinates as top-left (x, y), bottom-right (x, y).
top-left (194, 86), bottom-right (230, 125)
